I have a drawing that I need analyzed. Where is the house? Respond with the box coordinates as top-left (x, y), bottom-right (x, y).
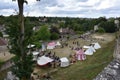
top-left (59, 28), bottom-right (75, 35)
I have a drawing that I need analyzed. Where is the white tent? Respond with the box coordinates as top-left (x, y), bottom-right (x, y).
top-left (47, 42), bottom-right (56, 49)
top-left (32, 51), bottom-right (39, 61)
top-left (27, 44), bottom-right (35, 48)
top-left (37, 56), bottom-right (53, 66)
top-left (92, 43), bottom-right (101, 49)
top-left (56, 41), bottom-right (61, 46)
top-left (83, 45), bottom-right (90, 49)
top-left (60, 57), bottom-right (69, 67)
top-left (84, 47), bottom-right (94, 55)
top-left (32, 51), bottom-right (39, 56)
top-left (90, 46), bottom-right (96, 52)
top-left (83, 46), bottom-right (96, 52)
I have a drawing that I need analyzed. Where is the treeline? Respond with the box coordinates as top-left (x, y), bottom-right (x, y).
top-left (0, 15), bottom-right (120, 33)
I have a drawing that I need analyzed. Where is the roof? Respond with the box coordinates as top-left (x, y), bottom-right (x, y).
top-left (0, 38), bottom-right (7, 46)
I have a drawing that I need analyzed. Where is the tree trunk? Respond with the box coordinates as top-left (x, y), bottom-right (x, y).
top-left (17, 1), bottom-right (26, 79)
top-left (17, 0), bottom-right (25, 59)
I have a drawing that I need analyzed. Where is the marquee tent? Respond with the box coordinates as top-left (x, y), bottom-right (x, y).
top-left (37, 56), bottom-right (53, 66)
top-left (92, 43), bottom-right (101, 49)
top-left (47, 42), bottom-right (56, 49)
top-left (60, 57), bottom-right (69, 67)
top-left (76, 49), bottom-right (86, 60)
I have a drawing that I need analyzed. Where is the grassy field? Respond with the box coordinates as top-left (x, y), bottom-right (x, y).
top-left (51, 40), bottom-right (115, 80)
top-left (33, 33), bottom-right (115, 80)
top-left (0, 33), bottom-right (115, 80)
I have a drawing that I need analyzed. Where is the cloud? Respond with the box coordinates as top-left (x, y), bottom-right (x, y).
top-left (0, 0), bottom-right (120, 18)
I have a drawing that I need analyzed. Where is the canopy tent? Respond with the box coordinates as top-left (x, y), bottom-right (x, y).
top-left (32, 51), bottom-right (39, 56)
top-left (56, 41), bottom-right (61, 46)
top-left (60, 57), bottom-right (69, 67)
top-left (47, 42), bottom-right (56, 49)
top-left (37, 56), bottom-right (53, 66)
top-left (32, 51), bottom-right (39, 61)
top-left (76, 49), bottom-right (86, 60)
top-left (84, 47), bottom-right (94, 55)
top-left (92, 42), bottom-right (101, 49)
top-left (27, 44), bottom-right (35, 48)
top-left (83, 45), bottom-right (90, 49)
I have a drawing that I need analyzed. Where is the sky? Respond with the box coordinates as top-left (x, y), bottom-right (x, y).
top-left (0, 0), bottom-right (120, 18)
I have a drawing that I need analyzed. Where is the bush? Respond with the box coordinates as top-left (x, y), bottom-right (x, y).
top-left (76, 31), bottom-right (84, 34)
top-left (98, 27), bottom-right (105, 33)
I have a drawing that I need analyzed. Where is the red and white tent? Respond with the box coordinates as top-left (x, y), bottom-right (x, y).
top-left (47, 42), bottom-right (56, 49)
top-left (75, 49), bottom-right (86, 60)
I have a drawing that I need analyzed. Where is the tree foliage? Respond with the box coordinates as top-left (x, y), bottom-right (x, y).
top-left (5, 15), bottom-right (34, 79)
top-left (36, 25), bottom-right (51, 41)
top-left (99, 21), bottom-right (116, 33)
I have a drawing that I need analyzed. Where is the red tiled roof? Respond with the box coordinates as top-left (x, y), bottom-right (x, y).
top-left (0, 38), bottom-right (7, 46)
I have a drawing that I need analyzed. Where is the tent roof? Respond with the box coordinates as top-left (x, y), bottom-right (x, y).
top-left (56, 41), bottom-right (61, 46)
top-left (37, 56), bottom-right (53, 66)
top-left (32, 51), bottom-right (39, 56)
top-left (76, 49), bottom-right (84, 54)
top-left (47, 42), bottom-right (56, 46)
top-left (27, 44), bottom-right (35, 48)
top-left (84, 47), bottom-right (94, 55)
top-left (92, 42), bottom-right (101, 49)
top-left (60, 57), bottom-right (69, 62)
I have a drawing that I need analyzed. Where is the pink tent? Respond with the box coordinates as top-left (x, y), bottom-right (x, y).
top-left (76, 49), bottom-right (86, 60)
top-left (47, 42), bottom-right (56, 49)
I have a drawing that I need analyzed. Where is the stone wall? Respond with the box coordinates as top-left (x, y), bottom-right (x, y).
top-left (93, 59), bottom-right (120, 80)
top-left (94, 38), bottom-right (120, 80)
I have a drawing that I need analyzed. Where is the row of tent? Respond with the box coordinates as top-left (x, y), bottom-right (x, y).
top-left (32, 51), bottom-right (69, 67)
top-left (75, 42), bottom-right (101, 61)
top-left (32, 42), bottom-right (101, 67)
top-left (83, 42), bottom-right (101, 55)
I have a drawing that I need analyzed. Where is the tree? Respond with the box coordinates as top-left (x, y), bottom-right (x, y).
top-left (98, 27), bottom-right (105, 33)
top-left (36, 25), bottom-right (51, 41)
top-left (99, 21), bottom-right (116, 33)
top-left (7, 0), bottom-right (40, 80)
top-left (6, 15), bottom-right (35, 80)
